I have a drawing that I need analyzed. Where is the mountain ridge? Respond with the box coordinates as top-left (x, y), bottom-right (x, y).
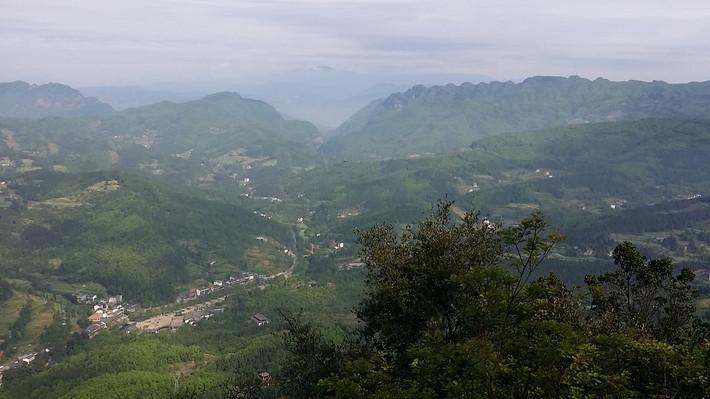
top-left (323, 76), bottom-right (710, 160)
top-left (0, 81), bottom-right (115, 118)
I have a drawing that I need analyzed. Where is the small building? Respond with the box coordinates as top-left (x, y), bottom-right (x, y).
top-left (185, 310), bottom-right (204, 324)
top-left (169, 315), bottom-right (184, 330)
top-left (86, 324), bottom-right (102, 338)
top-left (75, 294), bottom-right (98, 304)
top-left (19, 353), bottom-right (37, 365)
top-left (258, 371), bottom-right (272, 385)
top-left (88, 310), bottom-right (104, 323)
top-left (251, 313), bottom-right (271, 327)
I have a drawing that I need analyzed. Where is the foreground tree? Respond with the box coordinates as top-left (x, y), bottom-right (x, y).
top-left (585, 241), bottom-right (698, 343)
top-left (282, 201), bottom-right (709, 398)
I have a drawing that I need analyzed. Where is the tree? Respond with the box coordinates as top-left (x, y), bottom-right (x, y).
top-left (281, 203), bottom-right (709, 399)
top-left (280, 311), bottom-right (342, 399)
top-left (223, 374), bottom-right (263, 399)
top-left (585, 241), bottom-right (699, 342)
top-left (355, 201), bottom-right (505, 354)
top-left (0, 278), bottom-right (12, 303)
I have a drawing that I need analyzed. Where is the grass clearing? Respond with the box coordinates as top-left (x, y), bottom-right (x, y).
top-left (0, 291), bottom-right (27, 336)
top-left (23, 295), bottom-right (55, 343)
top-left (243, 237), bottom-right (290, 275)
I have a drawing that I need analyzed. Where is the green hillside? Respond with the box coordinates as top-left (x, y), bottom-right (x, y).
top-left (0, 91), bottom-right (321, 196)
top-left (323, 76), bottom-right (710, 160)
top-left (0, 171), bottom-right (293, 303)
top-left (292, 119), bottom-right (710, 266)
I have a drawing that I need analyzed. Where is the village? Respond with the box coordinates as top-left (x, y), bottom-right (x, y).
top-left (82, 270), bottom-right (273, 339)
top-left (0, 269), bottom-right (283, 386)
top-left (0, 227), bottom-right (331, 384)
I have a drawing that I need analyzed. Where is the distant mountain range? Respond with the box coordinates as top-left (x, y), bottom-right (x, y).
top-left (0, 90), bottom-right (317, 303)
top-left (0, 91), bottom-right (320, 196)
top-left (322, 76), bottom-right (710, 160)
top-left (78, 85), bottom-right (202, 111)
top-left (0, 81), bottom-right (115, 118)
top-left (75, 68), bottom-right (493, 127)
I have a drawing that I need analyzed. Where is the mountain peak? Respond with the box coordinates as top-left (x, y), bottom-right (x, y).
top-left (201, 91), bottom-right (243, 101)
top-left (0, 80), bottom-right (115, 118)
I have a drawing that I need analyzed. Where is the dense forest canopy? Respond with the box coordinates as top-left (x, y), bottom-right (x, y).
top-left (278, 202), bottom-right (709, 399)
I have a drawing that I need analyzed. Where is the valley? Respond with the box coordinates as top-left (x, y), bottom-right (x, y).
top-left (1, 77), bottom-right (710, 397)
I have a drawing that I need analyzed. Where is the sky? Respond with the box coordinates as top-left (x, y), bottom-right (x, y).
top-left (2, 0), bottom-right (710, 87)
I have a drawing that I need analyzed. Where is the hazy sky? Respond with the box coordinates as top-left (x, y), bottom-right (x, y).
top-left (2, 0), bottom-right (710, 86)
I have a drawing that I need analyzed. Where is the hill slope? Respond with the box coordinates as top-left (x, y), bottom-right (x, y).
top-left (0, 171), bottom-right (293, 303)
top-left (0, 92), bottom-right (322, 196)
top-left (0, 81), bottom-right (114, 118)
top-left (294, 119), bottom-right (710, 264)
top-left (323, 76), bottom-right (710, 160)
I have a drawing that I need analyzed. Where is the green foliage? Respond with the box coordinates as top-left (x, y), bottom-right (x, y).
top-left (585, 242), bottom-right (698, 342)
top-left (355, 201), bottom-right (505, 351)
top-left (0, 90), bottom-right (321, 194)
top-left (0, 278), bottom-right (11, 303)
top-left (280, 312), bottom-right (342, 399)
top-left (291, 118), bottom-right (710, 272)
top-left (1, 301), bottom-right (32, 351)
top-left (57, 370), bottom-right (174, 399)
top-left (0, 172), bottom-right (292, 303)
top-left (1, 338), bottom-right (203, 399)
top-left (281, 204), bottom-right (709, 398)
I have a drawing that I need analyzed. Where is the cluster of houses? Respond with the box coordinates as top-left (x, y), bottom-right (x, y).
top-left (534, 168), bottom-right (555, 179)
top-left (0, 350), bottom-right (46, 386)
top-left (78, 294), bottom-right (131, 338)
top-left (253, 210), bottom-right (272, 220)
top-left (134, 297), bottom-right (226, 334)
top-left (466, 182), bottom-right (480, 193)
top-left (252, 195), bottom-right (282, 203)
top-left (179, 271), bottom-right (263, 302)
top-left (338, 259), bottom-right (365, 271)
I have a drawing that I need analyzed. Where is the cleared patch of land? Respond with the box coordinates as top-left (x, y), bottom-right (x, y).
top-left (0, 291), bottom-right (26, 336)
top-left (243, 237), bottom-right (291, 275)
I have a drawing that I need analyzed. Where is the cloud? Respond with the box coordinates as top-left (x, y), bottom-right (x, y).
top-left (1, 0), bottom-right (709, 85)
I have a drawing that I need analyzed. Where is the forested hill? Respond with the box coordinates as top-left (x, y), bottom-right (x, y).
top-left (119, 91), bottom-right (320, 145)
top-left (0, 81), bottom-right (115, 118)
top-left (322, 76), bottom-right (710, 160)
top-left (0, 91), bottom-right (322, 195)
top-left (290, 118), bottom-right (710, 273)
top-left (0, 171), bottom-right (293, 303)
